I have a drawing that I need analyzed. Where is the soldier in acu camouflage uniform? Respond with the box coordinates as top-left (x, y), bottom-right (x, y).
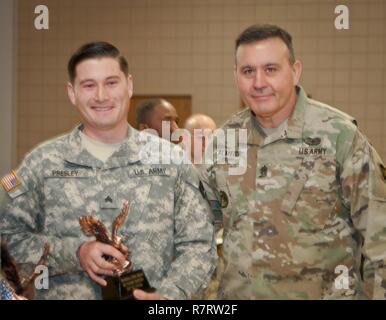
top-left (0, 188), bottom-right (14, 300)
top-left (0, 42), bottom-right (216, 300)
top-left (200, 24), bottom-right (386, 299)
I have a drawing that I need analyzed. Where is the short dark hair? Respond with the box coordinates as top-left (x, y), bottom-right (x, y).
top-left (67, 41), bottom-right (129, 83)
top-left (235, 24), bottom-right (295, 64)
top-left (135, 99), bottom-right (164, 128)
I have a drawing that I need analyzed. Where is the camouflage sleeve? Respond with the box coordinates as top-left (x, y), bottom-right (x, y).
top-left (0, 161), bottom-right (85, 276)
top-left (157, 164), bottom-right (217, 299)
top-left (340, 130), bottom-right (386, 299)
top-left (197, 164), bottom-right (222, 218)
top-left (0, 187), bottom-right (11, 214)
top-left (0, 188), bottom-right (11, 267)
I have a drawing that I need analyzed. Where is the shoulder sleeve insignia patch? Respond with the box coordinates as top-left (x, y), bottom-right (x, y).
top-left (1, 170), bottom-right (21, 193)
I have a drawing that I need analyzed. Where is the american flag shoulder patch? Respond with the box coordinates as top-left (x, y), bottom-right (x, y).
top-left (1, 170), bottom-right (21, 192)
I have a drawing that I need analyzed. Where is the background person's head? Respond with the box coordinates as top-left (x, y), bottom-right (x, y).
top-left (66, 42), bottom-right (133, 141)
top-left (234, 24), bottom-right (302, 127)
top-left (136, 99), bottom-right (179, 141)
top-left (184, 114), bottom-right (217, 164)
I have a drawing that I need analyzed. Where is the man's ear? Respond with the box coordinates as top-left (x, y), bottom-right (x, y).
top-left (292, 60), bottom-right (302, 85)
top-left (127, 74), bottom-right (133, 99)
top-left (67, 82), bottom-right (76, 106)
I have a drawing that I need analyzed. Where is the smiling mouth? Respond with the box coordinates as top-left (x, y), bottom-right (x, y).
top-left (252, 94), bottom-right (273, 100)
top-left (91, 106), bottom-right (114, 112)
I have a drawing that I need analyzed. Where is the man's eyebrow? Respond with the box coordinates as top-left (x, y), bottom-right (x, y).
top-left (105, 75), bottom-right (120, 81)
top-left (79, 75), bottom-right (120, 85)
top-left (79, 78), bottom-right (95, 85)
top-left (240, 63), bottom-right (280, 70)
top-left (265, 63), bottom-right (280, 67)
top-left (240, 64), bottom-right (255, 70)
top-left (163, 115), bottom-right (179, 122)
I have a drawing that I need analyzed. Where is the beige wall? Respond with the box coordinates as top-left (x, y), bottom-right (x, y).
top-left (0, 0), bottom-right (17, 175)
top-left (16, 0), bottom-right (386, 163)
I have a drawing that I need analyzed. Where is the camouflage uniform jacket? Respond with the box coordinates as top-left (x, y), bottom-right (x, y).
top-left (0, 124), bottom-right (216, 299)
top-left (202, 86), bottom-right (386, 299)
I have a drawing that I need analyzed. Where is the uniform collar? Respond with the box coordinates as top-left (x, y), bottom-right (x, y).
top-left (245, 114), bottom-right (264, 146)
top-left (64, 124), bottom-right (141, 168)
top-left (285, 85), bottom-right (306, 140)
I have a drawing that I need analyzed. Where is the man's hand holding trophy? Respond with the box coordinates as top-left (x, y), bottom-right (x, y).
top-left (79, 200), bottom-right (156, 300)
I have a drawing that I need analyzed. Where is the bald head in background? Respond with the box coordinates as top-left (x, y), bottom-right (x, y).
top-left (184, 114), bottom-right (217, 164)
top-left (136, 98), bottom-right (179, 141)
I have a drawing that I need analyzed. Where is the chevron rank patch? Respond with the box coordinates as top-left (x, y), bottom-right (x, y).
top-left (1, 170), bottom-right (21, 192)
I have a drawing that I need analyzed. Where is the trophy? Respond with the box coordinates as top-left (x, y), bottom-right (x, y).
top-left (79, 200), bottom-right (155, 300)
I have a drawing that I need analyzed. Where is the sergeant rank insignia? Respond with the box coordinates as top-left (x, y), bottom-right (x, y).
top-left (219, 190), bottom-right (229, 208)
top-left (1, 170), bottom-right (21, 192)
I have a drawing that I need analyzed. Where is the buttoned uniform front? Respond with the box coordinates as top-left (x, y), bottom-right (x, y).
top-left (201, 86), bottom-right (386, 299)
top-left (0, 124), bottom-right (216, 300)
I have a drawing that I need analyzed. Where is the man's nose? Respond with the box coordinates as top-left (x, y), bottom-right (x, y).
top-left (96, 84), bottom-right (108, 101)
top-left (253, 69), bottom-right (267, 89)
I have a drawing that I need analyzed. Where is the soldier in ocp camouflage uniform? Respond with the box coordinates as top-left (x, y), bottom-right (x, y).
top-left (201, 24), bottom-right (386, 299)
top-left (0, 42), bottom-right (216, 300)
